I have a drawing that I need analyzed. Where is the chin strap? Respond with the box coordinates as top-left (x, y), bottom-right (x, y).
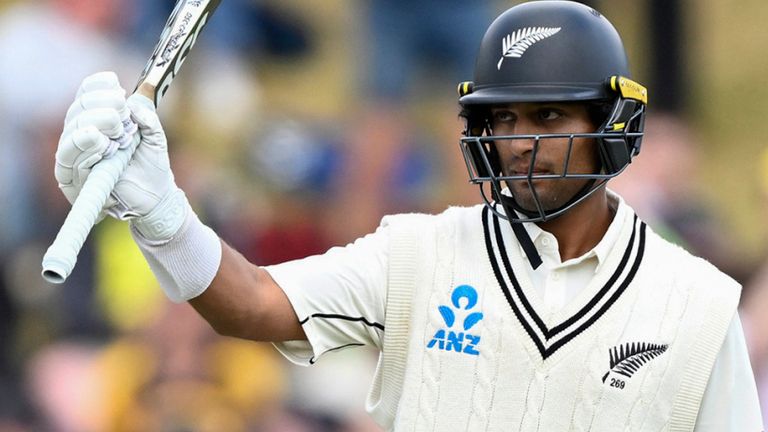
top-left (490, 178), bottom-right (600, 271)
top-left (496, 200), bottom-right (543, 270)
top-left (496, 179), bottom-right (598, 222)
top-left (511, 218), bottom-right (543, 269)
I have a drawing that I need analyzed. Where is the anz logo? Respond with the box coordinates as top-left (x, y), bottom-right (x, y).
top-left (427, 285), bottom-right (484, 356)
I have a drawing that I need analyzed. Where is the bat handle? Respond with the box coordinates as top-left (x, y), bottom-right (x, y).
top-left (41, 123), bottom-right (140, 284)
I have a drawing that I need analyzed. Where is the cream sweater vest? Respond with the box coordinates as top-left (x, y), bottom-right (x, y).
top-left (366, 204), bottom-right (740, 432)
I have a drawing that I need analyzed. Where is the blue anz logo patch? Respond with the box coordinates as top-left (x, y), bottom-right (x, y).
top-left (427, 284), bottom-right (484, 355)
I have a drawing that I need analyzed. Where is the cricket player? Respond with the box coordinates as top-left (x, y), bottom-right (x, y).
top-left (54, 1), bottom-right (762, 430)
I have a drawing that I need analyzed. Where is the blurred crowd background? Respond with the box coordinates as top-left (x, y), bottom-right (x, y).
top-left (0, 0), bottom-right (767, 430)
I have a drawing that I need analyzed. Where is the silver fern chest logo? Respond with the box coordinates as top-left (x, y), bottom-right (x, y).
top-left (602, 342), bottom-right (668, 389)
top-left (497, 26), bottom-right (561, 69)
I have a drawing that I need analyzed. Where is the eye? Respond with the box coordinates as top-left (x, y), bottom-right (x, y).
top-left (539, 108), bottom-right (563, 121)
top-left (492, 110), bottom-right (516, 124)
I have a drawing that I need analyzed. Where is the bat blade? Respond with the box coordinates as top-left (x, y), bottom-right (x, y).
top-left (41, 0), bottom-right (222, 284)
top-left (136, 0), bottom-right (222, 106)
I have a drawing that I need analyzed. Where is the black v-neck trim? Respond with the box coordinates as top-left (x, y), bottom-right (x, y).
top-left (482, 206), bottom-right (547, 355)
top-left (482, 206), bottom-right (647, 360)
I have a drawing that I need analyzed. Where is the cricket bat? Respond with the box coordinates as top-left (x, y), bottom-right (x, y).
top-left (41, 0), bottom-right (222, 283)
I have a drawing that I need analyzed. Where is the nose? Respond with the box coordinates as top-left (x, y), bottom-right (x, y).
top-left (494, 119), bottom-right (540, 158)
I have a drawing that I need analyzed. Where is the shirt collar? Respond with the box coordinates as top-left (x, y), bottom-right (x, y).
top-left (499, 189), bottom-right (629, 272)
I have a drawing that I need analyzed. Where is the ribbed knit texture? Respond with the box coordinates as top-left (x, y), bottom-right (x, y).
top-left (131, 203), bottom-right (222, 303)
top-left (368, 215), bottom-right (420, 428)
top-left (372, 205), bottom-right (740, 432)
top-left (668, 287), bottom-right (738, 431)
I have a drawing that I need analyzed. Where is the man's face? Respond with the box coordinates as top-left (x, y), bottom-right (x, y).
top-left (489, 102), bottom-right (600, 212)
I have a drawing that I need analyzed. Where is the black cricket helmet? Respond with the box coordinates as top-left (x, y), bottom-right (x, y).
top-left (458, 0), bottom-right (647, 223)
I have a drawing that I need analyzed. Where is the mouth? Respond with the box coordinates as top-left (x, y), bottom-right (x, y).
top-left (507, 166), bottom-right (552, 177)
top-left (504, 158), bottom-right (553, 176)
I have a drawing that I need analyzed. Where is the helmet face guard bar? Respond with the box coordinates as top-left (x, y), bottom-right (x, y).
top-left (459, 103), bottom-right (646, 224)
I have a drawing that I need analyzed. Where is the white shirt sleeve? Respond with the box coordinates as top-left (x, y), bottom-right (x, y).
top-left (264, 223), bottom-right (390, 366)
top-left (695, 313), bottom-right (764, 431)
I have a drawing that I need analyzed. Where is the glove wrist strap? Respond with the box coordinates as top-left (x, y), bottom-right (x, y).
top-left (131, 203), bottom-right (222, 302)
top-left (131, 188), bottom-right (188, 242)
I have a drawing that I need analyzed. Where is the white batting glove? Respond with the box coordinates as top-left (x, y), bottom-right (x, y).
top-left (55, 71), bottom-right (188, 243)
top-left (56, 72), bottom-right (135, 213)
top-left (55, 72), bottom-right (222, 302)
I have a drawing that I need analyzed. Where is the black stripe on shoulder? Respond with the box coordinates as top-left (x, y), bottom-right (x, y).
top-left (300, 313), bottom-right (385, 331)
top-left (543, 222), bottom-right (647, 358)
top-left (483, 206), bottom-right (547, 357)
top-left (309, 343), bottom-right (365, 364)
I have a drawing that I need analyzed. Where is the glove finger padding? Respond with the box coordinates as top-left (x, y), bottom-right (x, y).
top-left (65, 88), bottom-right (129, 127)
top-left (56, 107), bottom-right (124, 184)
top-left (55, 126), bottom-right (108, 186)
top-left (56, 104), bottom-right (125, 211)
top-left (65, 107), bottom-right (125, 140)
top-left (76, 71), bottom-right (122, 97)
top-left (72, 127), bottom-right (110, 187)
top-left (55, 125), bottom-right (120, 209)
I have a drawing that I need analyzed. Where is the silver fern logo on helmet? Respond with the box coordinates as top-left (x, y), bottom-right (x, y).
top-left (497, 27), bottom-right (562, 69)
